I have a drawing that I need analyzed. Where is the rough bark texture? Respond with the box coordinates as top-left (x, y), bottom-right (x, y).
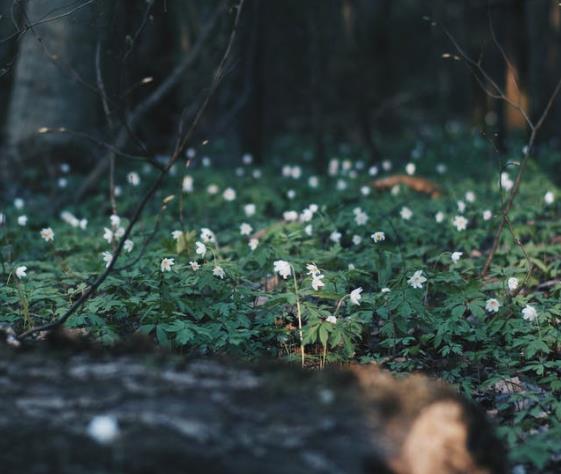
top-left (0, 342), bottom-right (506, 474)
top-left (4, 0), bottom-right (101, 169)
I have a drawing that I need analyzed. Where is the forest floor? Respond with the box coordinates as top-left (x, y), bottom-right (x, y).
top-left (2, 131), bottom-right (561, 472)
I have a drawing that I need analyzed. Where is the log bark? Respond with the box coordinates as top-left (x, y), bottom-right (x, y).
top-left (0, 343), bottom-right (506, 474)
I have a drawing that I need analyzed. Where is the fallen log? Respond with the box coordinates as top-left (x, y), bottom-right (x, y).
top-left (0, 343), bottom-right (505, 474)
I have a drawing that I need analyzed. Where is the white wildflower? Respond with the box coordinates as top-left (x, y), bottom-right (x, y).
top-left (223, 187), bottom-right (236, 201)
top-left (371, 232), bottom-right (385, 243)
top-left (160, 258), bottom-right (174, 272)
top-left (522, 305), bottom-right (537, 322)
top-left (452, 215), bottom-right (468, 231)
top-left (200, 228), bottom-right (216, 243)
top-left (326, 315), bottom-right (337, 324)
top-left (103, 227), bottom-right (114, 244)
top-left (15, 266), bottom-right (27, 279)
top-left (127, 172), bottom-right (140, 186)
top-left (350, 287), bottom-right (363, 305)
top-left (400, 207), bottom-right (413, 220)
top-left (273, 260), bottom-right (292, 279)
top-left (17, 215), bottom-right (28, 226)
top-left (485, 298), bottom-right (501, 313)
top-left (240, 223), bottom-right (253, 236)
top-left (195, 241), bottom-right (207, 257)
top-left (189, 261), bottom-right (200, 271)
top-left (249, 238), bottom-right (259, 251)
top-left (408, 270), bottom-right (427, 289)
top-left (507, 277), bottom-right (519, 292)
top-left (451, 251), bottom-right (463, 263)
top-left (182, 175), bottom-right (194, 193)
top-left (329, 231), bottom-right (342, 243)
top-left (213, 266), bottom-right (225, 279)
top-left (102, 252), bottom-right (113, 268)
top-left (244, 203), bottom-right (256, 217)
top-left (124, 239), bottom-right (134, 253)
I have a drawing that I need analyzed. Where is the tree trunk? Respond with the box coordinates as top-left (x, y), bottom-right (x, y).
top-left (0, 343), bottom-right (506, 474)
top-left (4, 0), bottom-right (102, 174)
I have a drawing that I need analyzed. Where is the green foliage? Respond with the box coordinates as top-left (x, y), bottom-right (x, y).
top-left (2, 133), bottom-right (561, 471)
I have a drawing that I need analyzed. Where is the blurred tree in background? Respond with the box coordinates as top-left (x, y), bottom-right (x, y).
top-left (1, 0), bottom-right (561, 190)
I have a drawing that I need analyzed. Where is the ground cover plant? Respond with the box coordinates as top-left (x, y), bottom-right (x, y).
top-left (2, 129), bottom-right (561, 472)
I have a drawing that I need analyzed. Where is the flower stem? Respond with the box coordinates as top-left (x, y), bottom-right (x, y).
top-left (291, 266), bottom-right (305, 368)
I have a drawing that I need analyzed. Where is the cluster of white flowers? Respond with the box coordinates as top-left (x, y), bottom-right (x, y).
top-left (104, 215), bottom-right (125, 245)
top-left (61, 211), bottom-right (87, 230)
top-left (299, 203), bottom-right (318, 223)
top-left (282, 165), bottom-right (302, 179)
top-left (306, 263), bottom-right (325, 291)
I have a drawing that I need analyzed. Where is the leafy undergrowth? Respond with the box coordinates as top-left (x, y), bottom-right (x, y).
top-left (2, 131), bottom-right (561, 472)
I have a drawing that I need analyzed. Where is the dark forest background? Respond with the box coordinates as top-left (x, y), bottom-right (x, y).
top-left (1, 0), bottom-right (560, 190)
